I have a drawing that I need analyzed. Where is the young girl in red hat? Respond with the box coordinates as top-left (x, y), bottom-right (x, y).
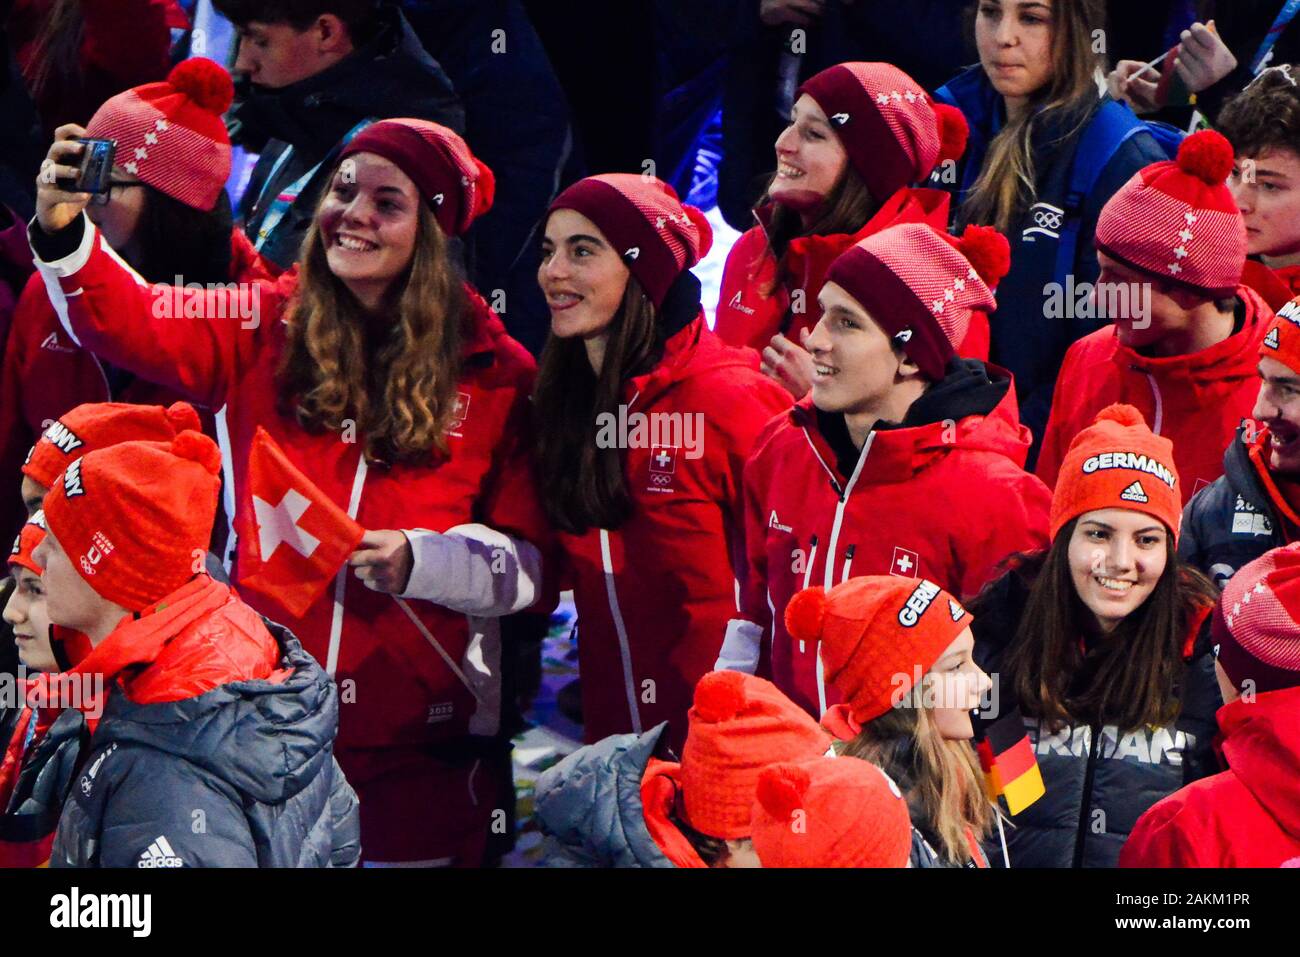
top-left (30, 116), bottom-right (549, 867)
top-left (784, 575), bottom-right (996, 867)
top-left (968, 404), bottom-right (1221, 867)
top-left (714, 61), bottom-right (972, 398)
top-left (533, 174), bottom-right (790, 753)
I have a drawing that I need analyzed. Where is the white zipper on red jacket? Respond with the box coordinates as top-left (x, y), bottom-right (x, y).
top-left (599, 390), bottom-right (643, 734)
top-left (325, 453), bottom-right (369, 677)
top-left (798, 534), bottom-right (818, 653)
top-left (1143, 373), bottom-right (1164, 435)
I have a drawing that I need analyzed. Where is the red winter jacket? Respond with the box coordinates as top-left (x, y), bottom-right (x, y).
top-left (1242, 259), bottom-right (1300, 313)
top-left (0, 229), bottom-right (272, 547)
top-left (1037, 286), bottom-right (1273, 505)
top-left (1120, 685), bottom-right (1300, 868)
top-left (714, 189), bottom-right (967, 352)
top-left (31, 215), bottom-right (550, 781)
top-left (721, 360), bottom-right (1052, 718)
top-left (8, 0), bottom-right (184, 136)
top-left (557, 317), bottom-right (790, 751)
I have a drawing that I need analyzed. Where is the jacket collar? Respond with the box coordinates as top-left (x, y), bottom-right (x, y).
top-left (1111, 287), bottom-right (1268, 383)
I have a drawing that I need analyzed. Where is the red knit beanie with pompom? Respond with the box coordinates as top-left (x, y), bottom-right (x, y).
top-left (87, 58), bottom-right (234, 210)
top-left (1096, 129), bottom-right (1246, 299)
top-left (41, 431), bottom-right (223, 611)
top-left (678, 671), bottom-right (831, 840)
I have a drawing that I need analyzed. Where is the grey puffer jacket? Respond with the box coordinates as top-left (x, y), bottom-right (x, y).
top-left (51, 620), bottom-right (360, 868)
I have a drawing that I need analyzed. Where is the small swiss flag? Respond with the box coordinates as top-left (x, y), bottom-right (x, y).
top-left (234, 428), bottom-right (365, 618)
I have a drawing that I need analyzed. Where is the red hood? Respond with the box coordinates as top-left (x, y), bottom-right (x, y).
top-left (1219, 685), bottom-right (1300, 841)
top-left (624, 314), bottom-right (763, 409)
top-left (790, 363), bottom-right (1032, 484)
top-left (1111, 285), bottom-right (1270, 389)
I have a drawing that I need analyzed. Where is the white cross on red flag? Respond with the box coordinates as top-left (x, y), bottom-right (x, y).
top-left (235, 427), bottom-right (364, 618)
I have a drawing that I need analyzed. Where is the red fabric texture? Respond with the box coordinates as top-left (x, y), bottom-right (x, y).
top-left (1046, 403), bottom-right (1183, 541)
top-left (340, 119), bottom-right (494, 237)
top-left (736, 375), bottom-right (1051, 718)
top-left (679, 671), bottom-right (831, 839)
top-left (714, 187), bottom-right (950, 352)
top-left (557, 319), bottom-right (788, 745)
top-left (85, 58), bottom-right (234, 210)
top-left (7, 510), bottom-right (45, 575)
top-left (1213, 541), bottom-right (1300, 694)
top-left (1121, 685), bottom-right (1300, 867)
top-left (639, 758), bottom-right (707, 868)
top-left (1037, 285), bottom-right (1273, 505)
top-left (786, 576), bottom-right (972, 723)
top-left (1260, 296), bottom-right (1300, 374)
top-left (41, 432), bottom-right (222, 612)
top-left (558, 317), bottom-right (790, 751)
top-left (547, 174), bottom-right (712, 307)
top-left (1242, 259), bottom-right (1300, 313)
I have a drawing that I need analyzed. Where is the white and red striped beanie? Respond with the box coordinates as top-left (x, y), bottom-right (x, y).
top-left (824, 222), bottom-right (1010, 380)
top-left (1213, 542), bottom-right (1300, 694)
top-left (797, 62), bottom-right (968, 203)
top-left (1096, 130), bottom-right (1246, 300)
top-left (547, 173), bottom-right (713, 307)
top-left (86, 58), bottom-right (233, 211)
top-left (338, 118), bottom-right (495, 237)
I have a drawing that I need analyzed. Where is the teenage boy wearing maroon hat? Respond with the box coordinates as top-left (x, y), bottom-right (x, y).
top-left (1181, 299), bottom-right (1300, 587)
top-left (1123, 541), bottom-right (1300, 867)
top-left (718, 220), bottom-right (1051, 721)
top-left (34, 431), bottom-right (360, 868)
top-left (1037, 130), bottom-right (1275, 504)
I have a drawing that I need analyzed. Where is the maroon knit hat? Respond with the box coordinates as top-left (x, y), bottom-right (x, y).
top-left (824, 222), bottom-right (1010, 380)
top-left (1096, 130), bottom-right (1246, 299)
top-left (86, 58), bottom-right (234, 211)
top-left (338, 118), bottom-right (495, 237)
top-left (1213, 543), bottom-right (1300, 695)
top-left (546, 173), bottom-right (713, 307)
top-left (798, 62), bottom-right (968, 202)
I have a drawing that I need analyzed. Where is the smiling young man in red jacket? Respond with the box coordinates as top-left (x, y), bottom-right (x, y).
top-left (1037, 131), bottom-right (1273, 505)
top-left (1122, 542), bottom-right (1300, 868)
top-left (717, 222), bottom-right (1051, 719)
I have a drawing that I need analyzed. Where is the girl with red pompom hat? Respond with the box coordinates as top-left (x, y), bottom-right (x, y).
top-left (1036, 130), bottom-right (1274, 507)
top-left (715, 61), bottom-right (975, 399)
top-left (30, 112), bottom-right (549, 867)
top-left (720, 221), bottom-right (1051, 720)
top-left (533, 174), bottom-right (791, 754)
top-left (0, 58), bottom-right (276, 550)
top-left (967, 404), bottom-right (1222, 868)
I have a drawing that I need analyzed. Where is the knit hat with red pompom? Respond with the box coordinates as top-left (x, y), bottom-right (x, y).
top-left (1260, 296), bottom-right (1300, 373)
top-left (678, 671), bottom-right (832, 840)
top-left (787, 576), bottom-right (972, 728)
top-left (86, 58), bottom-right (234, 211)
top-left (1212, 542), bottom-right (1300, 695)
top-left (41, 431), bottom-right (223, 612)
top-left (8, 510), bottom-right (47, 576)
top-left (547, 173), bottom-right (713, 307)
top-left (751, 757), bottom-right (913, 868)
top-left (1096, 129), bottom-right (1246, 299)
top-left (798, 61), bottom-right (968, 202)
top-left (824, 222), bottom-right (1010, 380)
top-left (22, 401), bottom-right (202, 491)
top-left (1048, 403), bottom-right (1182, 543)
top-left (339, 118), bottom-right (494, 237)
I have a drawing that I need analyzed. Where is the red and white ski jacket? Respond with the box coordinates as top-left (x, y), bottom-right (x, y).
top-left (1037, 286), bottom-right (1273, 504)
top-left (557, 317), bottom-right (790, 751)
top-left (720, 360), bottom-right (1052, 719)
top-left (30, 214), bottom-right (550, 774)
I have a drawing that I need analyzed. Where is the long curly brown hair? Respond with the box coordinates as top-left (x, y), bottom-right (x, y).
top-left (276, 199), bottom-right (467, 465)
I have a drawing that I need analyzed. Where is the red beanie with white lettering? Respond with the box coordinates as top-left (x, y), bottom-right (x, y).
top-left (1048, 404), bottom-right (1182, 543)
top-left (41, 432), bottom-right (222, 612)
top-left (547, 173), bottom-right (713, 308)
top-left (785, 575), bottom-right (972, 728)
top-left (797, 61), bottom-right (968, 202)
top-left (824, 222), bottom-right (1010, 380)
top-left (22, 401), bottom-right (202, 491)
top-left (1096, 130), bottom-right (1246, 300)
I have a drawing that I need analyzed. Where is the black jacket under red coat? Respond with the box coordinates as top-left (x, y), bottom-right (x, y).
top-left (970, 566), bottom-right (1221, 868)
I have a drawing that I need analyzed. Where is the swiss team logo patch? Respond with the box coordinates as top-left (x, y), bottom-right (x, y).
top-left (891, 546), bottom-right (919, 578)
top-left (448, 392), bottom-right (471, 436)
top-left (646, 447), bottom-right (678, 493)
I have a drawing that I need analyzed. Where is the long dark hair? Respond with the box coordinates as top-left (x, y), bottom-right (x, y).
top-left (131, 187), bottom-right (235, 286)
top-left (971, 519), bottom-right (1218, 732)
top-left (533, 276), bottom-right (665, 533)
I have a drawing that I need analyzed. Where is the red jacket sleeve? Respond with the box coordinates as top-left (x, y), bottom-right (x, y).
top-left (1034, 344), bottom-right (1084, 491)
top-left (955, 467), bottom-right (1052, 602)
top-left (1120, 797), bottom-right (1208, 867)
top-left (713, 227), bottom-right (774, 350)
top-left (31, 215), bottom-right (277, 411)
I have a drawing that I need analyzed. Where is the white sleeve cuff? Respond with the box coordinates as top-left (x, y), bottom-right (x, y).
top-left (399, 523), bottom-right (543, 616)
top-left (715, 618), bottom-right (763, 674)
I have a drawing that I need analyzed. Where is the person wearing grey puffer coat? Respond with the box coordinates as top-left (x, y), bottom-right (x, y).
top-left (51, 617), bottom-right (360, 868)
